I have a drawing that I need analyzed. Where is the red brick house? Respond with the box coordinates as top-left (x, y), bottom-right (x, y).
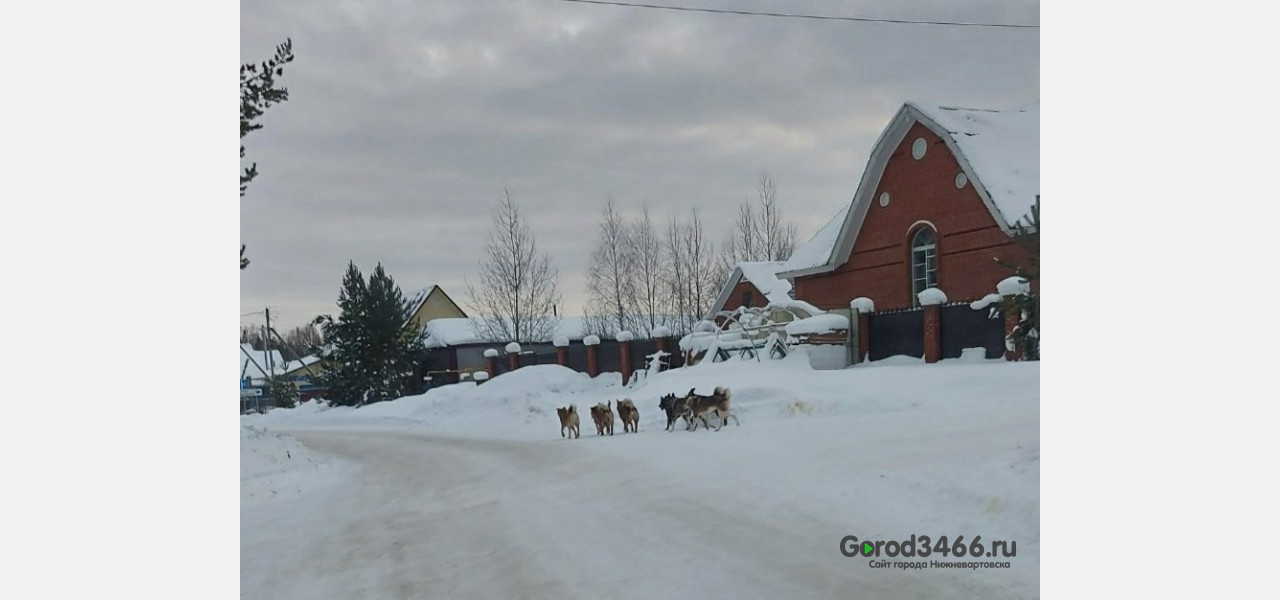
top-left (781, 101), bottom-right (1039, 312)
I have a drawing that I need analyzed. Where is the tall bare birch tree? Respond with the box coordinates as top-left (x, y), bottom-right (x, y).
top-left (585, 198), bottom-right (637, 336)
top-left (467, 190), bottom-right (561, 343)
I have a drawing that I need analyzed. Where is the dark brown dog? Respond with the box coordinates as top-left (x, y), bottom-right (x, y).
top-left (557, 405), bottom-right (580, 439)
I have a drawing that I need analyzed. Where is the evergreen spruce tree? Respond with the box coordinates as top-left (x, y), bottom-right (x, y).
top-left (316, 262), bottom-right (425, 406)
top-left (996, 196), bottom-right (1040, 361)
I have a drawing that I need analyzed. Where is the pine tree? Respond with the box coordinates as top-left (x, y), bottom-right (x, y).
top-left (316, 262), bottom-right (425, 406)
top-left (240, 38), bottom-right (295, 270)
top-left (996, 196), bottom-right (1040, 360)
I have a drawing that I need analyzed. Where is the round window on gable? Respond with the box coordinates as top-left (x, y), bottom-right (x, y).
top-left (955, 172), bottom-right (968, 189)
top-left (911, 137), bottom-right (927, 160)
top-left (879, 192), bottom-right (890, 207)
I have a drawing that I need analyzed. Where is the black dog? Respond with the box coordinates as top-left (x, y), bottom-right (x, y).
top-left (658, 392), bottom-right (690, 431)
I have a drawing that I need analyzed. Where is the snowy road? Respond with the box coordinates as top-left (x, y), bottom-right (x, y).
top-left (242, 427), bottom-right (1031, 600)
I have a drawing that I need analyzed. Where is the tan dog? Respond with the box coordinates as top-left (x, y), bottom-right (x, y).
top-left (556, 405), bottom-right (580, 439)
top-left (591, 402), bottom-right (615, 436)
top-left (616, 398), bottom-right (639, 433)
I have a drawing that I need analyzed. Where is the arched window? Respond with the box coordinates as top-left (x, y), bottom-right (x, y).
top-left (911, 228), bottom-right (937, 306)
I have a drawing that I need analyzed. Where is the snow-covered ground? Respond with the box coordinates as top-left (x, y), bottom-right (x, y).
top-left (242, 350), bottom-right (1039, 598)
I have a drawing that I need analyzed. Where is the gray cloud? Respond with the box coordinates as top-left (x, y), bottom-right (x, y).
top-left (240, 0), bottom-right (1039, 329)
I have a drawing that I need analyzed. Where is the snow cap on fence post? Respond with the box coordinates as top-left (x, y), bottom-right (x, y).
top-left (552, 336), bottom-right (570, 348)
top-left (615, 331), bottom-right (635, 342)
top-left (850, 297), bottom-right (875, 314)
top-left (997, 276), bottom-right (1031, 297)
top-left (651, 325), bottom-right (672, 338)
top-left (472, 371), bottom-right (489, 382)
top-left (504, 342), bottom-right (522, 354)
top-left (916, 287), bottom-right (948, 306)
top-left (583, 335), bottom-right (601, 346)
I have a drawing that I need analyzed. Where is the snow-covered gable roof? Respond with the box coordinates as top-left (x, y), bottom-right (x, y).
top-left (780, 203), bottom-right (850, 274)
top-left (913, 102), bottom-right (1039, 229)
top-left (781, 100), bottom-right (1038, 279)
top-left (240, 344), bottom-right (285, 380)
top-left (708, 261), bottom-right (792, 317)
top-left (404, 284), bottom-right (438, 318)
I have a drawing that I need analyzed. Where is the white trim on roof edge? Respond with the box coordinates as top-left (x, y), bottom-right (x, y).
top-left (779, 102), bottom-right (1028, 280)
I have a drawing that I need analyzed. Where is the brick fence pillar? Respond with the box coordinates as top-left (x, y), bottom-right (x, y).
top-left (506, 342), bottom-right (521, 371)
top-left (617, 331), bottom-right (634, 385)
top-left (556, 346), bottom-right (567, 366)
top-left (584, 336), bottom-right (600, 377)
top-left (483, 348), bottom-right (498, 378)
top-left (858, 312), bottom-right (871, 363)
top-left (923, 304), bottom-right (941, 364)
top-left (850, 298), bottom-right (875, 364)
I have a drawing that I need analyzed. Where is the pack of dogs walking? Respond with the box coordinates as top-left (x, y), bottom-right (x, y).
top-left (556, 387), bottom-right (738, 439)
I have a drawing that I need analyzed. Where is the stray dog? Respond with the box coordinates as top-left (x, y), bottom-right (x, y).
top-left (616, 398), bottom-right (639, 433)
top-left (591, 402), bottom-right (615, 436)
top-left (557, 405), bottom-right (580, 439)
top-left (685, 387), bottom-right (739, 432)
top-left (659, 392), bottom-right (690, 431)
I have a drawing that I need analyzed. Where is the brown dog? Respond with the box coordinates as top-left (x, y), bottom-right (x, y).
top-left (589, 404), bottom-right (606, 436)
top-left (616, 398), bottom-right (639, 433)
top-left (557, 405), bottom-right (580, 439)
top-left (591, 402), bottom-right (615, 436)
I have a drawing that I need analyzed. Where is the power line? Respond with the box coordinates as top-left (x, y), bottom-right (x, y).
top-left (544, 0), bottom-right (1039, 29)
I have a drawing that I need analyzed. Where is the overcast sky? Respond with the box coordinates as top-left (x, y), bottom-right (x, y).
top-left (239, 0), bottom-right (1038, 332)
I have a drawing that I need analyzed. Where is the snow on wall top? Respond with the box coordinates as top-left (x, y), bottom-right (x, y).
top-left (616, 331), bottom-right (635, 342)
top-left (421, 317), bottom-right (589, 348)
top-left (583, 335), bottom-right (601, 346)
top-left (651, 325), bottom-right (672, 338)
top-left (505, 342), bottom-right (522, 353)
top-left (781, 203), bottom-right (851, 273)
top-left (912, 101), bottom-right (1040, 228)
top-left (553, 336), bottom-right (570, 347)
top-left (483, 348), bottom-right (499, 358)
top-left (784, 313), bottom-right (850, 336)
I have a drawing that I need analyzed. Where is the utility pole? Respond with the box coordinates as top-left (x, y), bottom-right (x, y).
top-left (264, 307), bottom-right (274, 387)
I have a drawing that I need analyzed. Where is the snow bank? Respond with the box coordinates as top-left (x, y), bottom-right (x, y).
top-left (917, 287), bottom-right (948, 306)
top-left (998, 276), bottom-right (1031, 296)
top-left (784, 313), bottom-right (850, 335)
top-left (850, 297), bottom-right (875, 314)
top-left (241, 425), bottom-right (353, 502)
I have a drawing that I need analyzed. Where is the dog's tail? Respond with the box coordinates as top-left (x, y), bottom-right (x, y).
top-left (687, 387), bottom-right (697, 397)
top-left (569, 404), bottom-right (576, 413)
top-left (715, 387), bottom-right (732, 401)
